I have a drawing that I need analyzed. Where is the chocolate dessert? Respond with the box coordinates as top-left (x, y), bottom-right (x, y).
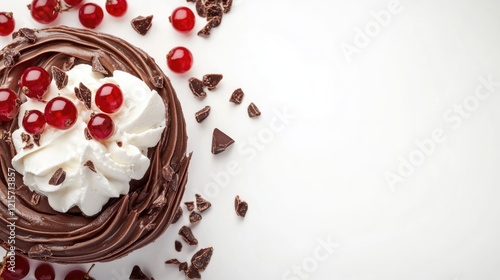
top-left (0, 26), bottom-right (190, 263)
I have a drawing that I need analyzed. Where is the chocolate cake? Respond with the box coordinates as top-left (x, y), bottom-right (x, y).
top-left (0, 26), bottom-right (190, 263)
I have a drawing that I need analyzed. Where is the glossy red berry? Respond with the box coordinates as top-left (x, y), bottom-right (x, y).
top-left (35, 263), bottom-right (55, 280)
top-left (87, 113), bottom-right (114, 140)
top-left (19, 66), bottom-right (51, 100)
top-left (0, 254), bottom-right (30, 280)
top-left (78, 3), bottom-right (104, 29)
top-left (0, 12), bottom-right (15, 36)
top-left (63, 0), bottom-right (83, 6)
top-left (23, 110), bottom-right (46, 135)
top-left (95, 83), bottom-right (123, 113)
top-left (29, 0), bottom-right (61, 24)
top-left (64, 269), bottom-right (86, 280)
top-left (166, 46), bottom-right (193, 74)
top-left (0, 88), bottom-right (20, 122)
top-left (170, 7), bottom-right (195, 32)
top-left (44, 97), bottom-right (78, 130)
top-left (105, 0), bottom-right (127, 17)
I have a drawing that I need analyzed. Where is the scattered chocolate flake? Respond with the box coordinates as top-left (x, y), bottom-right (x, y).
top-left (185, 201), bottom-right (195, 212)
top-left (172, 206), bottom-right (183, 224)
top-left (191, 247), bottom-right (213, 271)
top-left (3, 48), bottom-right (20, 67)
top-left (31, 193), bottom-right (41, 205)
top-left (75, 82), bottom-right (92, 110)
top-left (195, 106), bottom-right (211, 123)
top-left (188, 77), bottom-right (206, 98)
top-left (62, 57), bottom-right (75, 71)
top-left (131, 15), bottom-right (154, 35)
top-left (51, 66), bottom-right (68, 90)
top-left (229, 88), bottom-right (244, 104)
top-left (186, 0), bottom-right (196, 2)
top-left (222, 0), bottom-right (233, 13)
top-left (189, 211), bottom-right (202, 224)
top-left (195, 0), bottom-right (206, 17)
top-left (117, 141), bottom-right (123, 147)
top-left (175, 240), bottom-right (183, 252)
top-left (129, 265), bottom-right (153, 280)
top-left (150, 76), bottom-right (164, 88)
top-left (196, 194), bottom-right (212, 212)
top-left (91, 56), bottom-right (108, 75)
top-left (185, 265), bottom-right (201, 279)
top-left (235, 195), bottom-right (248, 217)
top-left (23, 143), bottom-right (34, 150)
top-left (211, 128), bottom-right (234, 154)
top-left (14, 28), bottom-right (37, 43)
top-left (179, 262), bottom-right (188, 272)
top-left (197, 23), bottom-right (212, 37)
top-left (84, 128), bottom-right (93, 140)
top-left (165, 258), bottom-right (181, 265)
top-left (203, 74), bottom-right (223, 90)
top-left (165, 259), bottom-right (188, 272)
top-left (248, 102), bottom-right (261, 118)
top-left (48, 168), bottom-right (66, 186)
top-left (179, 226), bottom-right (198, 246)
top-left (21, 132), bottom-right (30, 143)
top-left (206, 5), bottom-right (223, 25)
top-left (33, 134), bottom-right (41, 146)
top-left (84, 160), bottom-right (97, 173)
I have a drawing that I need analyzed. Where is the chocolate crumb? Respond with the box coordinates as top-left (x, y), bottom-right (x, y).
top-left (91, 56), bottom-right (108, 75)
top-left (129, 265), bottom-right (153, 280)
top-left (51, 66), bottom-right (68, 90)
top-left (150, 76), bottom-right (164, 88)
top-left (84, 128), bottom-right (93, 140)
top-left (189, 211), bottom-right (202, 224)
top-left (235, 195), bottom-right (248, 217)
top-left (14, 28), bottom-right (37, 43)
top-left (172, 206), bottom-right (183, 224)
top-left (185, 265), bottom-right (201, 279)
top-left (23, 143), bottom-right (34, 150)
top-left (195, 194), bottom-right (212, 212)
top-left (188, 77), bottom-right (206, 98)
top-left (48, 168), bottom-right (66, 186)
top-left (195, 0), bottom-right (206, 17)
top-left (21, 132), bottom-right (30, 143)
top-left (179, 226), bottom-right (198, 246)
top-left (185, 201), bottom-right (195, 212)
top-left (222, 0), bottom-right (233, 13)
top-left (191, 247), bottom-right (213, 271)
top-left (211, 128), bottom-right (234, 154)
top-left (175, 240), bottom-right (183, 252)
top-left (62, 57), bottom-right (75, 71)
top-left (131, 15), bottom-right (154, 35)
top-left (248, 102), bottom-right (261, 118)
top-left (33, 134), bottom-right (41, 146)
top-left (75, 83), bottom-right (92, 110)
top-left (203, 74), bottom-right (223, 90)
top-left (3, 48), bottom-right (20, 68)
top-left (195, 106), bottom-right (211, 123)
top-left (229, 88), bottom-right (244, 104)
top-left (84, 160), bottom-right (97, 173)
top-left (117, 141), bottom-right (123, 147)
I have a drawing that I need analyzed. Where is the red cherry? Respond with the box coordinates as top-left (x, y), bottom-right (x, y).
top-left (170, 7), bottom-right (195, 32)
top-left (19, 66), bottom-right (51, 100)
top-left (23, 110), bottom-right (46, 135)
top-left (0, 254), bottom-right (30, 280)
top-left (0, 12), bottom-right (15, 36)
top-left (63, 0), bottom-right (83, 6)
top-left (64, 269), bottom-right (86, 280)
top-left (105, 0), bottom-right (127, 17)
top-left (44, 97), bottom-right (78, 130)
top-left (166, 46), bottom-right (193, 74)
top-left (78, 3), bottom-right (104, 29)
top-left (34, 263), bottom-right (55, 280)
top-left (95, 83), bottom-right (123, 113)
top-left (0, 88), bottom-right (20, 122)
top-left (29, 0), bottom-right (61, 24)
top-left (87, 113), bottom-right (114, 140)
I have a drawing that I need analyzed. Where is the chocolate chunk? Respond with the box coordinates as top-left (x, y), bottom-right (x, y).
top-left (229, 88), bottom-right (244, 104)
top-left (235, 195), bottom-right (248, 217)
top-left (203, 74), bottom-right (223, 90)
top-left (84, 128), bottom-right (93, 140)
top-left (184, 201), bottom-right (195, 212)
top-left (14, 28), bottom-right (37, 43)
top-left (84, 160), bottom-right (97, 173)
top-left (165, 258), bottom-right (181, 265)
top-left (195, 0), bottom-right (206, 17)
top-left (49, 168), bottom-right (66, 186)
top-left (195, 194), bottom-right (212, 212)
top-left (51, 66), bottom-right (68, 90)
top-left (62, 57), bottom-right (75, 71)
top-left (211, 128), bottom-right (234, 154)
top-left (129, 265), bottom-right (153, 280)
top-left (21, 132), bottom-right (30, 143)
top-left (222, 0), bottom-right (233, 13)
top-left (197, 23), bottom-right (212, 37)
top-left (206, 4), bottom-right (223, 26)
top-left (131, 15), bottom-right (154, 35)
top-left (91, 56), bottom-right (108, 75)
top-left (3, 48), bottom-right (20, 67)
top-left (172, 206), bottom-right (183, 224)
top-left (33, 134), bottom-right (41, 146)
top-left (23, 143), bottom-right (34, 150)
top-left (165, 259), bottom-right (188, 272)
top-left (191, 247), bottom-right (213, 271)
top-left (75, 82), bottom-right (92, 110)
top-left (150, 76), bottom-right (164, 88)
top-left (195, 106), bottom-right (211, 123)
top-left (185, 266), bottom-right (201, 279)
top-left (188, 77), bottom-right (206, 98)
top-left (189, 211), bottom-right (202, 224)
top-left (175, 240), bottom-right (183, 252)
top-left (248, 102), bottom-right (261, 118)
top-left (179, 226), bottom-right (198, 246)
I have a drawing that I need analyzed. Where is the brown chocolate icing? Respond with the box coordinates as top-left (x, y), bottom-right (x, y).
top-left (0, 26), bottom-right (190, 263)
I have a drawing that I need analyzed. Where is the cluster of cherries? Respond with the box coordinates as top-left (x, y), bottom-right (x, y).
top-left (1, 253), bottom-right (95, 280)
top-left (0, 65), bottom-right (123, 141)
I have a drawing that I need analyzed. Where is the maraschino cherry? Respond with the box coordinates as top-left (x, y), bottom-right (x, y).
top-left (0, 88), bottom-right (20, 122)
top-left (44, 96), bottom-right (78, 130)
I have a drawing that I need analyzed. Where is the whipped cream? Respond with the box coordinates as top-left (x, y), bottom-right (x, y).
top-left (11, 64), bottom-right (166, 216)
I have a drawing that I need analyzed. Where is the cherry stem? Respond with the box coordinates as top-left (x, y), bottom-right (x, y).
top-left (86, 263), bottom-right (95, 276)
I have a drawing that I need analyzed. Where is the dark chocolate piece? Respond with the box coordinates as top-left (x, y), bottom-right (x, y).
top-left (84, 160), bottom-right (97, 173)
top-left (75, 82), bottom-right (92, 110)
top-left (204, 0), bottom-right (220, 5)
top-left (91, 56), bottom-right (108, 75)
top-left (195, 106), bottom-right (211, 123)
top-left (195, 0), bottom-right (206, 17)
top-left (51, 66), bottom-right (68, 90)
top-left (235, 195), bottom-right (248, 217)
top-left (84, 128), bottom-right (92, 140)
top-left (14, 28), bottom-right (37, 43)
top-left (129, 265), bottom-right (153, 280)
top-left (185, 201), bottom-right (195, 212)
top-left (171, 206), bottom-right (183, 224)
top-left (165, 258), bottom-right (181, 265)
top-left (202, 74), bottom-right (223, 90)
top-left (150, 76), bottom-right (164, 88)
top-left (222, 0), bottom-right (233, 13)
top-left (206, 5), bottom-right (223, 27)
top-left (195, 194), bottom-right (212, 212)
top-left (188, 77), bottom-right (206, 98)
top-left (197, 23), bottom-right (212, 37)
top-left (179, 226), bottom-right (198, 246)
top-left (3, 48), bottom-right (20, 67)
top-left (48, 168), bottom-right (66, 186)
top-left (247, 102), bottom-right (261, 118)
top-left (191, 247), bottom-right (213, 271)
top-left (23, 143), bottom-right (34, 150)
top-left (189, 211), bottom-right (202, 224)
top-left (185, 266), bottom-right (201, 279)
top-left (186, 0), bottom-right (196, 2)
top-left (62, 57), bottom-right (75, 71)
top-left (179, 262), bottom-right (188, 272)
top-left (0, 130), bottom-right (11, 143)
top-left (116, 141), bottom-right (123, 147)
top-left (33, 134), bottom-right (40, 146)
top-left (211, 128), bottom-right (234, 154)
top-left (131, 15), bottom-right (154, 35)
top-left (21, 132), bottom-right (30, 143)
top-left (229, 88), bottom-right (244, 104)
top-left (175, 240), bottom-right (183, 252)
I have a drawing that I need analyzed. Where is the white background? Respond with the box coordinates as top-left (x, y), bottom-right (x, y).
top-left (2, 0), bottom-right (500, 279)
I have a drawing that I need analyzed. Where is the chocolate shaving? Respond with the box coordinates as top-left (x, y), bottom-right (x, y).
top-left (185, 201), bottom-right (195, 212)
top-left (33, 134), bottom-right (41, 146)
top-left (179, 262), bottom-right (188, 272)
top-left (91, 56), bottom-right (108, 75)
top-left (179, 226), bottom-right (198, 246)
top-left (189, 211), bottom-right (202, 224)
top-left (197, 23), bottom-right (212, 37)
top-left (188, 77), bottom-right (206, 98)
top-left (165, 259), bottom-right (188, 272)
top-left (196, 194), bottom-right (212, 212)
top-left (23, 143), bottom-right (34, 150)
top-left (0, 129), bottom-right (11, 143)
top-left (48, 168), bottom-right (66, 186)
top-left (21, 132), bottom-right (30, 143)
top-left (31, 193), bottom-right (41, 205)
top-left (28, 244), bottom-right (52, 258)
top-left (3, 48), bottom-right (20, 67)
top-left (191, 247), bottom-right (213, 271)
top-left (14, 28), bottom-right (37, 43)
top-left (229, 88), bottom-right (244, 104)
top-left (131, 15), bottom-right (154, 35)
top-left (172, 206), bottom-right (183, 224)
top-left (211, 128), bottom-right (234, 154)
top-left (129, 265), bottom-right (153, 280)
top-left (51, 66), bottom-right (68, 90)
top-left (84, 160), bottom-right (97, 173)
top-left (185, 265), bottom-right (201, 279)
top-left (150, 76), bottom-right (164, 88)
top-left (75, 82), bottom-right (92, 110)
top-left (206, 5), bottom-right (223, 25)
top-left (203, 74), bottom-right (223, 90)
top-left (248, 102), bottom-right (261, 117)
top-left (165, 258), bottom-right (181, 265)
top-left (195, 0), bottom-right (206, 17)
top-left (175, 240), bottom-right (183, 252)
top-left (84, 128), bottom-right (93, 140)
top-left (195, 106), bottom-right (211, 123)
top-left (222, 0), bottom-right (233, 13)
top-left (62, 57), bottom-right (75, 71)
top-left (235, 195), bottom-right (248, 217)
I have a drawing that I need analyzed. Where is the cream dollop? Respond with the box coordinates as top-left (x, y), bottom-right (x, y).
top-left (11, 64), bottom-right (166, 216)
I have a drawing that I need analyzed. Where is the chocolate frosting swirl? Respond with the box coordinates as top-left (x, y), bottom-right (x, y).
top-left (0, 26), bottom-right (190, 263)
